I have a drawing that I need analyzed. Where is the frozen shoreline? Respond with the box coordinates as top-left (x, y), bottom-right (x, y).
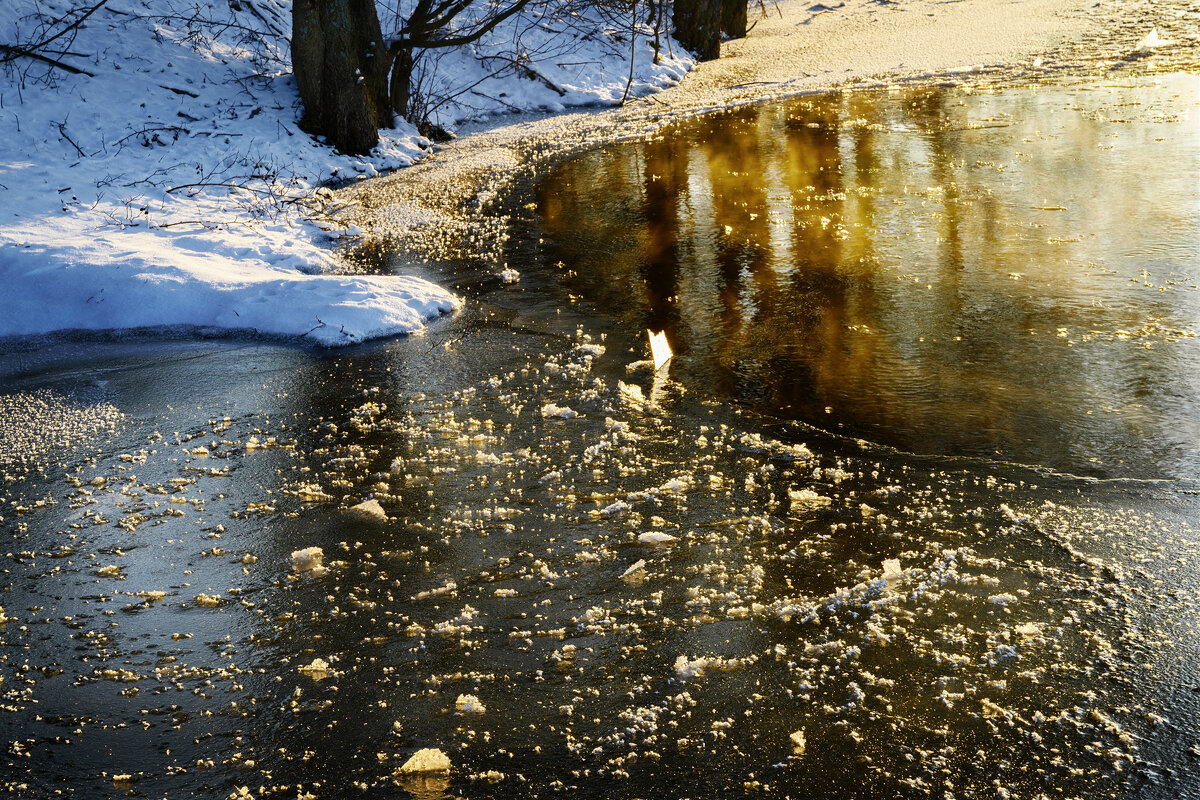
top-left (342, 0), bottom-right (1104, 246)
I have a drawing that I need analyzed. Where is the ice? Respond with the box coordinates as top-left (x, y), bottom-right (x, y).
top-left (396, 747), bottom-right (451, 774)
top-left (455, 694), bottom-right (486, 714)
top-left (648, 330), bottom-right (673, 371)
top-left (621, 559), bottom-right (648, 580)
top-left (347, 498), bottom-right (389, 521)
top-left (500, 268), bottom-right (521, 284)
top-left (788, 487), bottom-right (833, 510)
top-left (1134, 28), bottom-right (1170, 53)
top-left (291, 546), bottom-right (328, 576)
top-left (194, 594), bottom-right (221, 607)
top-left (790, 729), bottom-right (807, 756)
top-left (541, 403), bottom-right (578, 419)
top-left (638, 532), bottom-right (679, 545)
top-left (298, 658), bottom-right (334, 680)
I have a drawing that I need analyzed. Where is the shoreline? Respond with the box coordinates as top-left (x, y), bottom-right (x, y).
top-left (339, 0), bottom-right (1105, 254)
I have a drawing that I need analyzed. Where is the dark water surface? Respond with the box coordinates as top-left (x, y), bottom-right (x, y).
top-left (533, 73), bottom-right (1200, 479)
top-left (1, 75), bottom-right (1200, 800)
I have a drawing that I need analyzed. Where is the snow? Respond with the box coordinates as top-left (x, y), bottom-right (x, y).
top-left (0, 0), bottom-right (691, 346)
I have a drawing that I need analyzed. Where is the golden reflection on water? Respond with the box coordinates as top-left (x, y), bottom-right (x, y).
top-left (536, 75), bottom-right (1200, 477)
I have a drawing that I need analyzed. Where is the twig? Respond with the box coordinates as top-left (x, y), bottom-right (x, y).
top-left (57, 122), bottom-right (86, 157)
top-left (469, 89), bottom-right (522, 112)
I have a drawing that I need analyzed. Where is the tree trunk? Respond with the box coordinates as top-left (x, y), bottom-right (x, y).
top-left (673, 0), bottom-right (722, 61)
top-left (291, 0), bottom-right (391, 155)
top-left (721, 0), bottom-right (747, 40)
top-left (390, 46), bottom-right (415, 121)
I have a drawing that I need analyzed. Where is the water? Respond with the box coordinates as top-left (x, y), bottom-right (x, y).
top-left (531, 73), bottom-right (1200, 480)
top-left (2, 75), bottom-right (1200, 800)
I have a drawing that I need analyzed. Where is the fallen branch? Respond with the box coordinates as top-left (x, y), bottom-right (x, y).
top-left (1, 0), bottom-right (108, 63)
top-left (0, 44), bottom-right (94, 76)
top-left (519, 64), bottom-right (566, 96)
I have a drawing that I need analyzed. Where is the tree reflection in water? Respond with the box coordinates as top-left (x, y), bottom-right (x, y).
top-left (535, 75), bottom-right (1200, 479)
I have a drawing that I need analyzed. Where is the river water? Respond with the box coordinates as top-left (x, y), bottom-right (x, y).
top-left (2, 74), bottom-right (1200, 800)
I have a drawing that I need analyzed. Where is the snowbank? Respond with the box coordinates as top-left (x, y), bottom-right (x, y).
top-left (0, 0), bottom-right (692, 345)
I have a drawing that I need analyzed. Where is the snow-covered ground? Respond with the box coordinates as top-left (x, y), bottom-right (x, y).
top-left (0, 0), bottom-right (691, 345)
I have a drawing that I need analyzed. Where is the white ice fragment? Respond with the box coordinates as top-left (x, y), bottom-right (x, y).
top-left (540, 403), bottom-right (578, 419)
top-left (291, 546), bottom-right (328, 576)
top-left (988, 593), bottom-right (1018, 606)
top-left (397, 748), bottom-right (451, 774)
top-left (194, 593), bottom-right (221, 607)
top-left (454, 694), bottom-right (486, 714)
top-left (621, 559), bottom-right (648, 580)
top-left (298, 657), bottom-right (334, 680)
top-left (648, 329), bottom-right (672, 371)
top-left (638, 532), bottom-right (678, 545)
top-left (789, 729), bottom-right (807, 756)
top-left (881, 558), bottom-right (902, 584)
top-left (674, 655), bottom-right (706, 679)
top-left (1134, 28), bottom-right (1170, 53)
top-left (788, 487), bottom-right (832, 510)
top-left (499, 268), bottom-right (520, 284)
top-left (347, 498), bottom-right (388, 521)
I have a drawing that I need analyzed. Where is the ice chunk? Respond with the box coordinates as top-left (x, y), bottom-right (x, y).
top-left (881, 558), bottom-right (902, 585)
top-left (298, 657), bottom-right (334, 680)
top-left (291, 546), bottom-right (328, 576)
top-left (541, 403), bottom-right (578, 419)
top-left (347, 498), bottom-right (388, 521)
top-left (638, 532), bottom-right (678, 545)
top-left (194, 593), bottom-right (221, 607)
top-left (621, 559), bottom-right (648, 580)
top-left (788, 487), bottom-right (832, 511)
top-left (397, 747), bottom-right (451, 774)
top-left (790, 729), bottom-right (807, 756)
top-left (454, 694), bottom-right (486, 714)
top-left (499, 268), bottom-right (520, 284)
top-left (1134, 28), bottom-right (1170, 53)
top-left (648, 329), bottom-right (672, 371)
